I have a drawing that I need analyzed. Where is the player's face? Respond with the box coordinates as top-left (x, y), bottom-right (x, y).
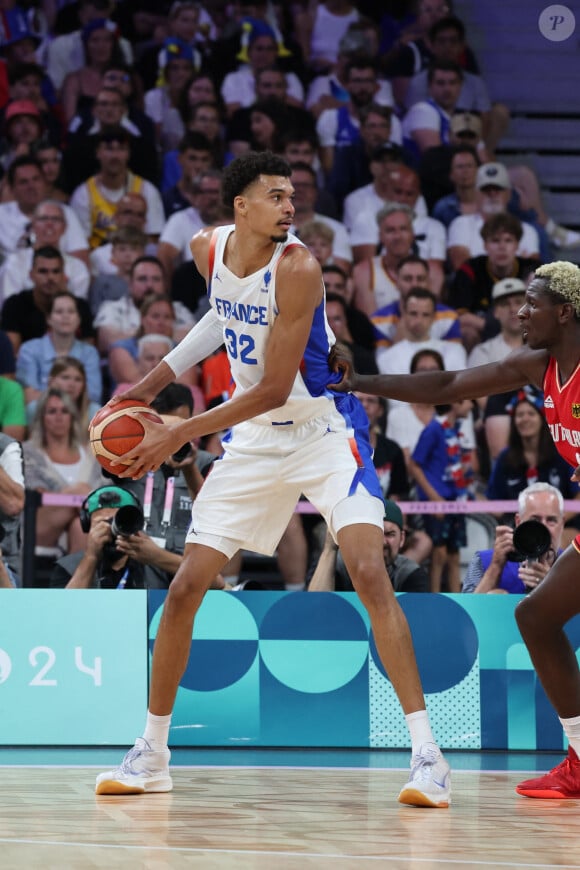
top-left (518, 280), bottom-right (563, 349)
top-left (239, 175), bottom-right (295, 243)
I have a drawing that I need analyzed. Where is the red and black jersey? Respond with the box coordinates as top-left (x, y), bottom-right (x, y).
top-left (543, 356), bottom-right (580, 469)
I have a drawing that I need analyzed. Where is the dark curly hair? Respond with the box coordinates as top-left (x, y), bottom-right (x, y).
top-left (221, 151), bottom-right (291, 208)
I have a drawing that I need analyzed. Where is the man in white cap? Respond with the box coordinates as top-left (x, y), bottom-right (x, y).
top-left (468, 277), bottom-right (526, 368)
top-left (447, 161), bottom-right (540, 270)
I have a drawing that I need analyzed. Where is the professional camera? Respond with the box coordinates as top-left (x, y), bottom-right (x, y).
top-left (102, 504), bottom-right (145, 563)
top-left (171, 442), bottom-right (193, 463)
top-left (506, 519), bottom-right (552, 563)
top-left (110, 504), bottom-right (144, 538)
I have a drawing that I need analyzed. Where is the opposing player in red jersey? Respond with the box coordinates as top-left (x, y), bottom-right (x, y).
top-left (331, 260), bottom-right (580, 799)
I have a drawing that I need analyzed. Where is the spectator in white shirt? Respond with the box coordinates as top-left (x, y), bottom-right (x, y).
top-left (348, 164), bottom-right (446, 294)
top-left (316, 56), bottom-right (400, 176)
top-left (0, 200), bottom-right (90, 304)
top-left (401, 59), bottom-right (463, 158)
top-left (0, 156), bottom-right (89, 265)
top-left (220, 22), bottom-right (304, 118)
top-left (376, 287), bottom-right (466, 376)
top-left (447, 162), bottom-right (540, 271)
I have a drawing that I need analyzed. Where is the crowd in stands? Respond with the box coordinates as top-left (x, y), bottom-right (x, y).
top-left (0, 0), bottom-right (579, 592)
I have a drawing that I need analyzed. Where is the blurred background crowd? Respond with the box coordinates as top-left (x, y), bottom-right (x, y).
top-left (0, 0), bottom-right (578, 592)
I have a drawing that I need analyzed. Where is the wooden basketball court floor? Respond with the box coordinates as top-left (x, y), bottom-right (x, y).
top-left (1, 747), bottom-right (580, 869)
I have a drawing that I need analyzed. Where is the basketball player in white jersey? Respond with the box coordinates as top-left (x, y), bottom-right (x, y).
top-left (94, 152), bottom-right (451, 808)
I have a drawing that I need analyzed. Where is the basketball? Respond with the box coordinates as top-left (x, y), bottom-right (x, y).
top-left (89, 399), bottom-right (163, 474)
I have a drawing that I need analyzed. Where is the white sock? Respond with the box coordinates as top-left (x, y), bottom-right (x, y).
top-left (559, 714), bottom-right (580, 758)
top-left (143, 711), bottom-right (171, 751)
top-left (406, 710), bottom-right (436, 756)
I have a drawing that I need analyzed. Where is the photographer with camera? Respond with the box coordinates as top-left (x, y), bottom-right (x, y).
top-left (462, 482), bottom-right (564, 594)
top-left (51, 485), bottom-right (184, 589)
top-left (114, 384), bottom-right (216, 564)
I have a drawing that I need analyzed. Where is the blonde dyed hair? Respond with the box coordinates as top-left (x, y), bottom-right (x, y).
top-left (535, 261), bottom-right (580, 316)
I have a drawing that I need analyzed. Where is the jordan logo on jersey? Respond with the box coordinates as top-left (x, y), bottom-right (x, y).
top-left (572, 404), bottom-right (580, 418)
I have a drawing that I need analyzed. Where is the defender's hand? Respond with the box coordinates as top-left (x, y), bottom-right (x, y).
top-left (327, 342), bottom-right (356, 392)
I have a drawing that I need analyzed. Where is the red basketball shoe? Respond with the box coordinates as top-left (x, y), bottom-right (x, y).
top-left (516, 747), bottom-right (580, 799)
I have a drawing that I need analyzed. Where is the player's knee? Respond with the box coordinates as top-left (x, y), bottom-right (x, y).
top-left (515, 594), bottom-right (541, 639)
top-left (350, 557), bottom-right (392, 604)
top-left (166, 565), bottom-right (207, 610)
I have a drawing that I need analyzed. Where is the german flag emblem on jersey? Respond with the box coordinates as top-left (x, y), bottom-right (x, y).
top-left (572, 404), bottom-right (580, 418)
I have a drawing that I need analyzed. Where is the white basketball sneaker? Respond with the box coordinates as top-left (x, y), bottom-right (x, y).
top-left (398, 742), bottom-right (451, 808)
top-left (95, 738), bottom-right (173, 795)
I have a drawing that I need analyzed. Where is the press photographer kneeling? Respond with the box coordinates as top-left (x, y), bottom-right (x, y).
top-left (51, 486), bottom-right (184, 589)
top-left (462, 482), bottom-right (564, 594)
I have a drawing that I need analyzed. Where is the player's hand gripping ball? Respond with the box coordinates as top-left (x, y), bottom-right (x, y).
top-left (89, 400), bottom-right (163, 474)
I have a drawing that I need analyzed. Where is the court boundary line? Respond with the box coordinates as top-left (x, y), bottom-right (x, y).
top-left (0, 837), bottom-right (577, 868)
top-left (0, 763), bottom-right (538, 774)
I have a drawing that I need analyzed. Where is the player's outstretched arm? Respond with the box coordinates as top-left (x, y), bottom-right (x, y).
top-left (329, 346), bottom-right (550, 405)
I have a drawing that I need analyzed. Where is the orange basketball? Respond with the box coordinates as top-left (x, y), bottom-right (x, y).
top-left (89, 399), bottom-right (163, 474)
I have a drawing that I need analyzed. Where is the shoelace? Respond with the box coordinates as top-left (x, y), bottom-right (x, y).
top-left (119, 746), bottom-right (145, 776)
top-left (410, 746), bottom-right (441, 782)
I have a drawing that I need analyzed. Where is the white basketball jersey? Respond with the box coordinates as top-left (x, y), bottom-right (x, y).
top-left (208, 225), bottom-right (338, 426)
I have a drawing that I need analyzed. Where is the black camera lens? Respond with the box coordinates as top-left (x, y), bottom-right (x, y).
top-left (506, 519), bottom-right (551, 563)
top-left (110, 504), bottom-right (145, 537)
top-left (172, 443), bottom-right (193, 463)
